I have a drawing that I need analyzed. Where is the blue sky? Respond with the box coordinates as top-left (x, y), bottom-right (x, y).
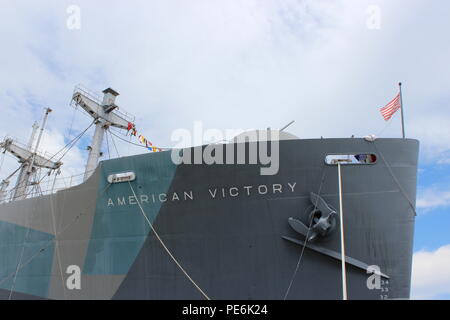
top-left (0, 0), bottom-right (449, 299)
top-left (415, 164), bottom-right (450, 251)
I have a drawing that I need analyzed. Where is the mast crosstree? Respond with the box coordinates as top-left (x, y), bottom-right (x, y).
top-left (71, 87), bottom-right (134, 181)
top-left (0, 108), bottom-right (62, 201)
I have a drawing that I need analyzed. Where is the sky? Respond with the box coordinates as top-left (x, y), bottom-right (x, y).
top-left (0, 0), bottom-right (449, 299)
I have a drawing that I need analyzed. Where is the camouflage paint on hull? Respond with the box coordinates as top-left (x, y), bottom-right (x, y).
top-left (0, 138), bottom-right (419, 299)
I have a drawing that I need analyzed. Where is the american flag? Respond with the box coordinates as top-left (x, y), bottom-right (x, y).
top-left (380, 92), bottom-right (401, 121)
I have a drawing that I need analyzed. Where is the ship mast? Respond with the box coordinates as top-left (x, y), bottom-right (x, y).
top-left (0, 108), bottom-right (62, 201)
top-left (12, 121), bottom-right (39, 200)
top-left (71, 87), bottom-right (132, 181)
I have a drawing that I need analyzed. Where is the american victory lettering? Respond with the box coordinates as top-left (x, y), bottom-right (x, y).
top-left (106, 182), bottom-right (297, 206)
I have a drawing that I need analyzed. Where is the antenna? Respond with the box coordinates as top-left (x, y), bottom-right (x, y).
top-left (280, 120), bottom-right (295, 132)
top-left (71, 86), bottom-right (134, 181)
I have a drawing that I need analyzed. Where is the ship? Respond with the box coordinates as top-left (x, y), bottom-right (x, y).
top-left (0, 86), bottom-right (419, 300)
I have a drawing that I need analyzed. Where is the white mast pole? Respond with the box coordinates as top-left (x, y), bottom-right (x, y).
top-left (28, 108), bottom-right (52, 173)
top-left (338, 162), bottom-right (348, 300)
top-left (83, 88), bottom-right (121, 181)
top-left (28, 122), bottom-right (39, 149)
top-left (84, 120), bottom-right (106, 181)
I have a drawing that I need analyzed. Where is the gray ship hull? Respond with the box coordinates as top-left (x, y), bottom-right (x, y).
top-left (0, 138), bottom-right (419, 299)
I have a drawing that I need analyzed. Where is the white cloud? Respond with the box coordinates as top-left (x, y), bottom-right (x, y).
top-left (0, 1), bottom-right (449, 300)
top-left (411, 244), bottom-right (450, 299)
top-left (1, 0), bottom-right (450, 183)
top-left (417, 187), bottom-right (450, 212)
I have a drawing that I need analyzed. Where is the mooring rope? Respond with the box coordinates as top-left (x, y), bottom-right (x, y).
top-left (127, 181), bottom-right (211, 300)
top-left (283, 165), bottom-right (328, 300)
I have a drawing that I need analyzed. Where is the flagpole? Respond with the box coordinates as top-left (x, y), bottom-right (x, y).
top-left (399, 82), bottom-right (406, 139)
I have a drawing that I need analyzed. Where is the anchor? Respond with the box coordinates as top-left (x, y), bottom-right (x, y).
top-left (287, 192), bottom-right (336, 242)
top-left (283, 192), bottom-right (389, 279)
